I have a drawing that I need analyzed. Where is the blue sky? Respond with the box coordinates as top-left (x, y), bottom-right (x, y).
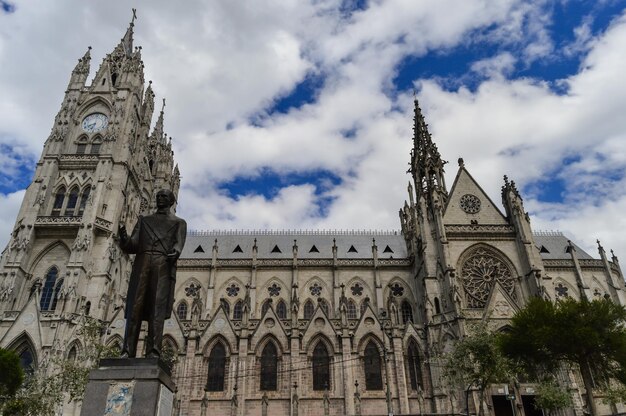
top-left (1, 0), bottom-right (626, 258)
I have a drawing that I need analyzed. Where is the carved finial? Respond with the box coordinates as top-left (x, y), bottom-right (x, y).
top-left (503, 175), bottom-right (509, 185)
top-left (458, 157), bottom-right (464, 167)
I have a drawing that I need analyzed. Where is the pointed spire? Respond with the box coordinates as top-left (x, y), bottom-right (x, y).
top-left (150, 98), bottom-right (166, 143)
top-left (72, 46), bottom-right (92, 75)
top-left (120, 9), bottom-right (136, 56)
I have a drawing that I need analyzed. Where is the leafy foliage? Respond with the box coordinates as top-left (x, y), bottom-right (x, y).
top-left (0, 348), bottom-right (24, 403)
top-left (1, 318), bottom-right (119, 415)
top-left (500, 297), bottom-right (626, 416)
top-left (533, 379), bottom-right (572, 415)
top-left (443, 323), bottom-right (518, 416)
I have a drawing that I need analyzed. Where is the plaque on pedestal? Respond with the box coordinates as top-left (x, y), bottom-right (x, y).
top-left (81, 358), bottom-right (175, 416)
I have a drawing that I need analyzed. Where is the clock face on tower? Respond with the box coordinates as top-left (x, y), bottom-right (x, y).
top-left (81, 113), bottom-right (109, 133)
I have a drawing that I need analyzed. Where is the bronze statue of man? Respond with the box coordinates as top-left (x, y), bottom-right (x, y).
top-left (118, 189), bottom-right (186, 358)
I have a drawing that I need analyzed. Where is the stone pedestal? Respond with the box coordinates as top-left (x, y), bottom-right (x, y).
top-left (81, 358), bottom-right (175, 416)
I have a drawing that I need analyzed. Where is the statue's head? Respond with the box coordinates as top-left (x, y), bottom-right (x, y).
top-left (156, 189), bottom-right (176, 209)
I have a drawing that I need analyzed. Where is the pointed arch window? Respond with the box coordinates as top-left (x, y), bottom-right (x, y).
top-left (15, 342), bottom-right (36, 375)
top-left (78, 187), bottom-right (91, 216)
top-left (51, 187), bottom-right (66, 216)
top-left (90, 139), bottom-right (102, 154)
top-left (347, 300), bottom-right (358, 319)
top-left (68, 346), bottom-right (78, 363)
top-left (260, 342), bottom-right (278, 391)
top-left (206, 342), bottom-right (226, 391)
top-left (84, 301), bottom-right (91, 316)
top-left (364, 341), bottom-right (383, 390)
top-left (304, 299), bottom-right (314, 320)
top-left (276, 300), bottom-right (287, 319)
top-left (434, 297), bottom-right (441, 314)
top-left (401, 301), bottom-right (413, 324)
top-left (406, 340), bottom-right (422, 391)
top-left (261, 299), bottom-right (272, 316)
top-left (76, 137), bottom-right (87, 154)
top-left (64, 186), bottom-right (80, 216)
top-left (233, 300), bottom-right (243, 320)
top-left (313, 342), bottom-right (331, 391)
top-left (40, 267), bottom-right (59, 311)
top-left (177, 301), bottom-right (188, 320)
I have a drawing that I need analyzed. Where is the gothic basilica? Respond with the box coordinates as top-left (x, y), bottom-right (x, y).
top-left (0, 17), bottom-right (624, 416)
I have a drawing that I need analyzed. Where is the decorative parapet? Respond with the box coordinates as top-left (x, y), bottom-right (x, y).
top-left (94, 216), bottom-right (113, 232)
top-left (36, 215), bottom-right (82, 226)
top-left (58, 154), bottom-right (100, 169)
top-left (543, 259), bottom-right (606, 270)
top-left (178, 257), bottom-right (411, 269)
top-left (445, 224), bottom-right (516, 238)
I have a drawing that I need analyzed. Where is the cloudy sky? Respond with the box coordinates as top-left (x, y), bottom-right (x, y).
top-left (1, 0), bottom-right (625, 260)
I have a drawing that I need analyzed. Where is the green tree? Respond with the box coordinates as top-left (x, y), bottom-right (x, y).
top-left (499, 297), bottom-right (626, 416)
top-left (443, 323), bottom-right (518, 416)
top-left (2, 317), bottom-right (121, 415)
top-left (533, 379), bottom-right (572, 416)
top-left (0, 348), bottom-right (24, 406)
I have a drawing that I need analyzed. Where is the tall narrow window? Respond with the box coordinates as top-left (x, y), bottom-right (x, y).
top-left (84, 301), bottom-right (91, 316)
top-left (18, 346), bottom-right (35, 375)
top-left (347, 300), bottom-right (358, 319)
top-left (78, 187), bottom-right (90, 216)
top-left (76, 142), bottom-right (87, 154)
top-left (304, 300), bottom-right (314, 319)
top-left (51, 187), bottom-right (66, 216)
top-left (90, 140), bottom-right (101, 154)
top-left (401, 301), bottom-right (413, 324)
top-left (276, 300), bottom-right (287, 319)
top-left (233, 300), bottom-right (243, 320)
top-left (312, 342), bottom-right (330, 390)
top-left (364, 341), bottom-right (383, 390)
top-left (406, 340), bottom-right (422, 391)
top-left (68, 346), bottom-right (77, 363)
top-left (260, 342), bottom-right (278, 391)
top-left (177, 301), bottom-right (188, 320)
top-left (40, 267), bottom-right (58, 311)
top-left (50, 278), bottom-right (63, 311)
top-left (206, 343), bottom-right (226, 391)
top-left (64, 186), bottom-right (79, 216)
top-left (261, 299), bottom-right (272, 316)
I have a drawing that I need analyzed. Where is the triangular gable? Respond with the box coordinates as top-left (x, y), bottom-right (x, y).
top-left (483, 282), bottom-right (520, 320)
top-left (249, 304), bottom-right (289, 353)
top-left (0, 293), bottom-right (44, 352)
top-left (301, 304), bottom-right (339, 351)
top-left (352, 302), bottom-right (386, 353)
top-left (444, 166), bottom-right (507, 225)
top-left (199, 306), bottom-right (238, 352)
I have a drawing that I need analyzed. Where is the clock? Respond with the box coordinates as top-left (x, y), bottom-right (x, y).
top-left (81, 113), bottom-right (108, 133)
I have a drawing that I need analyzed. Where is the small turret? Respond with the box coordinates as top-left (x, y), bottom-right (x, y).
top-left (68, 46), bottom-right (91, 90)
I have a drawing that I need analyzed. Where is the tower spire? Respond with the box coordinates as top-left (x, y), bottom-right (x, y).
top-left (410, 99), bottom-right (447, 200)
top-left (150, 98), bottom-right (166, 143)
top-left (72, 46), bottom-right (92, 75)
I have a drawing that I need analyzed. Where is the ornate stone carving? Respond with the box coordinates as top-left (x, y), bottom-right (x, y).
top-left (460, 248), bottom-right (515, 308)
top-left (459, 194), bottom-right (481, 214)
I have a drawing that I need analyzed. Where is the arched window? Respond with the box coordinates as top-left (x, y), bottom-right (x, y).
top-left (303, 300), bottom-right (314, 319)
top-left (64, 186), bottom-right (79, 216)
top-left (50, 278), bottom-right (64, 311)
top-left (312, 342), bottom-right (330, 390)
top-left (206, 342), bottom-right (226, 391)
top-left (347, 300), bottom-right (358, 319)
top-left (406, 340), bottom-right (422, 391)
top-left (177, 301), bottom-right (188, 320)
top-left (84, 301), bottom-right (91, 316)
top-left (260, 342), bottom-right (278, 391)
top-left (51, 187), bottom-right (66, 216)
top-left (401, 301), bottom-right (413, 324)
top-left (233, 300), bottom-right (243, 320)
top-left (16, 344), bottom-right (35, 375)
top-left (276, 300), bottom-right (287, 319)
top-left (40, 267), bottom-right (59, 311)
top-left (364, 341), bottom-right (383, 390)
top-left (319, 299), bottom-right (329, 316)
top-left (76, 138), bottom-right (87, 154)
top-left (68, 346), bottom-right (78, 362)
top-left (434, 297), bottom-right (441, 314)
top-left (78, 187), bottom-right (90, 216)
top-left (90, 139), bottom-right (102, 154)
top-left (261, 299), bottom-right (272, 316)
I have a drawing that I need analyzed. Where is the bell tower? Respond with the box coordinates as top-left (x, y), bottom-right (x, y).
top-left (0, 13), bottom-right (178, 333)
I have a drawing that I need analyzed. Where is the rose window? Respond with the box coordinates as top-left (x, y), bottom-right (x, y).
top-left (390, 283), bottom-right (404, 297)
top-left (460, 194), bottom-right (481, 214)
top-left (555, 283), bottom-right (568, 298)
top-left (460, 248), bottom-right (515, 308)
top-left (351, 283), bottom-right (363, 296)
top-left (310, 283), bottom-right (322, 296)
top-left (185, 283), bottom-right (201, 298)
top-left (268, 283), bottom-right (281, 297)
top-left (226, 283), bottom-right (240, 297)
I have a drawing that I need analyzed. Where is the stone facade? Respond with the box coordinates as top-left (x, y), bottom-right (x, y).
top-left (1, 18), bottom-right (625, 416)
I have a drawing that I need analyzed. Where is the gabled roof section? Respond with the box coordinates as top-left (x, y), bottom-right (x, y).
top-left (443, 163), bottom-right (507, 225)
